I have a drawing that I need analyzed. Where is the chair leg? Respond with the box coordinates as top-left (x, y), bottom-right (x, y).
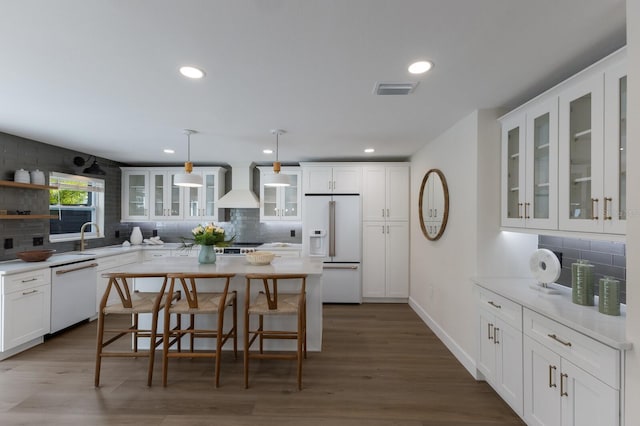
top-left (232, 295), bottom-right (238, 359)
top-left (244, 309), bottom-right (250, 389)
top-left (133, 313), bottom-right (139, 352)
top-left (146, 306), bottom-right (161, 387)
top-left (297, 309), bottom-right (303, 391)
top-left (162, 307), bottom-right (171, 387)
top-left (259, 315), bottom-right (264, 354)
top-left (94, 311), bottom-right (105, 387)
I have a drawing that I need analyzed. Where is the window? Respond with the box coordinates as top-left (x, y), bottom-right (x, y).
top-left (49, 172), bottom-right (105, 243)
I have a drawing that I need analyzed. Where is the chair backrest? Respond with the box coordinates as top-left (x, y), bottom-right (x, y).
top-left (166, 273), bottom-right (236, 309)
top-left (245, 274), bottom-right (307, 310)
top-left (100, 272), bottom-right (168, 309)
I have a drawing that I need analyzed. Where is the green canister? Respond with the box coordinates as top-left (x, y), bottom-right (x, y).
top-left (598, 276), bottom-right (621, 316)
top-left (572, 259), bottom-right (594, 306)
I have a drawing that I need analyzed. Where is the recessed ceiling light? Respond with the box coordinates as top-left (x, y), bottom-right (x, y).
top-left (163, 149), bottom-right (175, 154)
top-left (179, 66), bottom-right (205, 79)
top-left (263, 149), bottom-right (273, 154)
top-left (408, 60), bottom-right (433, 74)
top-left (364, 148), bottom-right (375, 153)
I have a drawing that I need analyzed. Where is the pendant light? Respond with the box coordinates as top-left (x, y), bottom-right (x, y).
top-left (264, 129), bottom-right (290, 187)
top-left (174, 129), bottom-right (203, 187)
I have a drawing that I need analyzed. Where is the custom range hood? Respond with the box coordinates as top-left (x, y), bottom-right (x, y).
top-left (217, 162), bottom-right (260, 209)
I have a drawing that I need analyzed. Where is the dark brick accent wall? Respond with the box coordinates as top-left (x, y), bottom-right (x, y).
top-left (538, 235), bottom-right (626, 303)
top-left (0, 132), bottom-right (126, 260)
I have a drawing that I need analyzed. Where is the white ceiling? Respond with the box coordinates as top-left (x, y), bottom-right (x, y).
top-left (0, 0), bottom-right (626, 166)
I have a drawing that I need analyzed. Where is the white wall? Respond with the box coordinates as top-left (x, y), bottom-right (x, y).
top-left (625, 0), bottom-right (639, 423)
top-left (409, 109), bottom-right (536, 376)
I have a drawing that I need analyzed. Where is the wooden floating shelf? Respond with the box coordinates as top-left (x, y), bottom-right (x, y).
top-left (0, 215), bottom-right (59, 220)
top-left (0, 180), bottom-right (58, 190)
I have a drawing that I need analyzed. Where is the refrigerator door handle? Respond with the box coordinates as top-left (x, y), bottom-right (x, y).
top-left (329, 200), bottom-right (336, 257)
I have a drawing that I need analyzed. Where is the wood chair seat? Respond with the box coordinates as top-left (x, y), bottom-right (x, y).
top-left (95, 272), bottom-right (177, 387)
top-left (162, 273), bottom-right (237, 388)
top-left (244, 273), bottom-right (307, 390)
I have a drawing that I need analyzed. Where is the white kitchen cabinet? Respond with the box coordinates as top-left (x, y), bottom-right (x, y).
top-left (149, 169), bottom-right (184, 220)
top-left (1, 268), bottom-right (51, 353)
top-left (300, 163), bottom-right (362, 194)
top-left (96, 252), bottom-right (140, 312)
top-left (558, 57), bottom-right (627, 234)
top-left (476, 287), bottom-right (523, 416)
top-left (362, 221), bottom-right (409, 299)
top-left (183, 167), bottom-right (226, 222)
top-left (121, 169), bottom-right (150, 221)
top-left (121, 166), bottom-right (226, 222)
top-left (500, 47), bottom-right (625, 236)
top-left (523, 308), bottom-right (620, 426)
top-left (501, 96), bottom-right (558, 230)
top-left (258, 166), bottom-right (302, 221)
top-left (362, 165), bottom-right (409, 221)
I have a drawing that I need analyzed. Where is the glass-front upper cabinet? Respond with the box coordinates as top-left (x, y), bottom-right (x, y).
top-left (258, 167), bottom-right (301, 221)
top-left (149, 170), bottom-right (183, 221)
top-left (525, 98), bottom-right (558, 230)
top-left (121, 169), bottom-right (149, 221)
top-left (558, 73), bottom-right (604, 233)
top-left (501, 113), bottom-right (526, 227)
top-left (603, 61), bottom-right (627, 234)
top-left (184, 168), bottom-right (226, 221)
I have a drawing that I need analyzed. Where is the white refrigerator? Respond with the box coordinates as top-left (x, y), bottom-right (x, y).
top-left (302, 194), bottom-right (362, 303)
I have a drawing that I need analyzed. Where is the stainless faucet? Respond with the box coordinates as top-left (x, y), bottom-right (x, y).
top-left (80, 221), bottom-right (100, 252)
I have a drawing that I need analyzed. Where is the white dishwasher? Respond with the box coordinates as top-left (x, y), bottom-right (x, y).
top-left (50, 259), bottom-right (98, 333)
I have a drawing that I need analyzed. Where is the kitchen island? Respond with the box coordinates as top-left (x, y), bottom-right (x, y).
top-left (105, 256), bottom-right (324, 351)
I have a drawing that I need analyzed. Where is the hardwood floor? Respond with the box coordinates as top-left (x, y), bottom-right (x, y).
top-left (0, 304), bottom-right (524, 425)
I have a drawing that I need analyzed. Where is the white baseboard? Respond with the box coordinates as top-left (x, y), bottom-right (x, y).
top-left (0, 337), bottom-right (44, 361)
top-left (408, 296), bottom-right (480, 380)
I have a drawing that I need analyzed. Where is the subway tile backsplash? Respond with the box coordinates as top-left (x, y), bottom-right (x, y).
top-left (538, 235), bottom-right (626, 303)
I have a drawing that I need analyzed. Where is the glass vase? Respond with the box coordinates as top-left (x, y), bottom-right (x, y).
top-left (198, 244), bottom-right (217, 264)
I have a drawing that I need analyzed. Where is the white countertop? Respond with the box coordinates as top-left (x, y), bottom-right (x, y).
top-left (256, 243), bottom-right (302, 251)
top-left (108, 255), bottom-right (323, 275)
top-left (472, 277), bottom-right (630, 350)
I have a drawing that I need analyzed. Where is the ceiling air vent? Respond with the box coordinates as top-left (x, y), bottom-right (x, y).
top-left (373, 81), bottom-right (419, 95)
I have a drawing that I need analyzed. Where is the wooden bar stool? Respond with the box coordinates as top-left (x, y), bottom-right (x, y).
top-left (94, 272), bottom-right (178, 387)
top-left (162, 273), bottom-right (237, 387)
top-left (244, 273), bottom-right (307, 390)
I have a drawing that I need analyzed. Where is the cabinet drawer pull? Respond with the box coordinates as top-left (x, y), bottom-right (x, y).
top-left (22, 289), bottom-right (39, 295)
top-left (493, 327), bottom-right (499, 344)
top-left (487, 323), bottom-right (494, 340)
top-left (21, 277), bottom-right (38, 283)
top-left (549, 365), bottom-right (557, 388)
top-left (382, 208), bottom-right (385, 218)
top-left (560, 373), bottom-right (568, 397)
top-left (488, 301), bottom-right (502, 309)
top-left (56, 262), bottom-right (98, 275)
top-left (591, 198), bottom-right (599, 220)
top-left (604, 197), bottom-right (612, 220)
top-left (386, 208), bottom-right (390, 217)
top-left (518, 202), bottom-right (523, 219)
top-left (548, 333), bottom-right (572, 347)
top-left (524, 202), bottom-right (530, 219)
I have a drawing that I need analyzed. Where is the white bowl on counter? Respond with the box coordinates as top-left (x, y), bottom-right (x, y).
top-left (246, 251), bottom-right (275, 265)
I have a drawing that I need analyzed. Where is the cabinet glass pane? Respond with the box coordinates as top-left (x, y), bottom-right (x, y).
top-left (169, 175), bottom-right (180, 216)
top-left (283, 175), bottom-right (298, 217)
top-left (619, 76), bottom-right (627, 220)
top-left (204, 174), bottom-right (215, 216)
top-left (128, 174), bottom-right (146, 216)
top-left (263, 186), bottom-right (278, 218)
top-left (188, 187), bottom-right (199, 217)
top-left (533, 113), bottom-right (550, 219)
top-left (569, 94), bottom-right (592, 220)
top-left (154, 175), bottom-right (164, 216)
top-left (507, 127), bottom-right (521, 219)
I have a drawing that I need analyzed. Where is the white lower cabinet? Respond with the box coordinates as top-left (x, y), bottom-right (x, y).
top-left (523, 308), bottom-right (619, 426)
top-left (362, 221), bottom-right (409, 299)
top-left (476, 287), bottom-right (523, 416)
top-left (1, 268), bottom-right (51, 352)
top-left (524, 336), bottom-right (618, 426)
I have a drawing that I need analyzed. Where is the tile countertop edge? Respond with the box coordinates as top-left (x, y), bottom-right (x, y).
top-left (472, 276), bottom-right (632, 351)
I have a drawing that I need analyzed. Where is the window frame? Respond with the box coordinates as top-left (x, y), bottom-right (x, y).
top-left (48, 172), bottom-right (105, 243)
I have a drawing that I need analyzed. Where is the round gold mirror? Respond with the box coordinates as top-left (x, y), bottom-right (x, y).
top-left (419, 169), bottom-right (449, 241)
